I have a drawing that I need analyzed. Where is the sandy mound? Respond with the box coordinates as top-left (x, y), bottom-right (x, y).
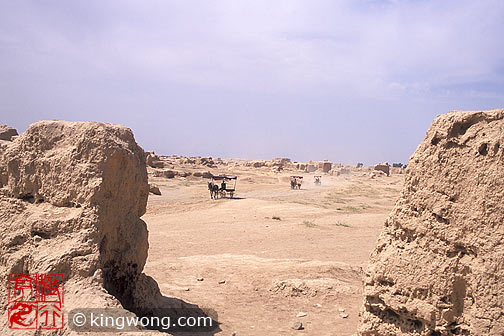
top-left (358, 109), bottom-right (504, 335)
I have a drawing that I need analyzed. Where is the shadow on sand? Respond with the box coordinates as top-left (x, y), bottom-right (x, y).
top-left (120, 274), bottom-right (221, 335)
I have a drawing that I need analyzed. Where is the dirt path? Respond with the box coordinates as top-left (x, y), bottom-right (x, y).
top-left (142, 169), bottom-right (403, 335)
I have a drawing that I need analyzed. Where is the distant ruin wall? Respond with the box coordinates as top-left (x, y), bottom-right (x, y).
top-left (358, 109), bottom-right (504, 335)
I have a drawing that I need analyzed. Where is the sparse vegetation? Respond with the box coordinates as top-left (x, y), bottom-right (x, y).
top-left (343, 206), bottom-right (361, 213)
top-left (292, 200), bottom-right (311, 206)
top-left (332, 221), bottom-right (351, 227)
top-left (301, 220), bottom-right (318, 228)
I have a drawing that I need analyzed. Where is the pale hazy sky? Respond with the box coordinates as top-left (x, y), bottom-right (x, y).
top-left (1, 0), bottom-right (503, 165)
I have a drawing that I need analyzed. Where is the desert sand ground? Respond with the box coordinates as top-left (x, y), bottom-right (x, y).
top-left (142, 165), bottom-right (403, 335)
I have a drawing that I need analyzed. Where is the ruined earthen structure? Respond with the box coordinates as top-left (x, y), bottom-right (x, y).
top-left (0, 121), bottom-right (152, 333)
top-left (359, 109), bottom-right (504, 335)
top-left (319, 161), bottom-right (332, 173)
top-left (374, 163), bottom-right (390, 177)
top-left (0, 124), bottom-right (18, 141)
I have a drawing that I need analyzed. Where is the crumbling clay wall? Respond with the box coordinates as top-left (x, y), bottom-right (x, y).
top-left (0, 121), bottom-right (150, 333)
top-left (374, 163), bottom-right (390, 177)
top-left (0, 124), bottom-right (18, 141)
top-left (359, 109), bottom-right (504, 335)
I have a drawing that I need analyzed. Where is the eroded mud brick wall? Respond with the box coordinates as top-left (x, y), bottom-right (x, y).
top-left (359, 109), bottom-right (504, 335)
top-left (0, 121), bottom-right (149, 319)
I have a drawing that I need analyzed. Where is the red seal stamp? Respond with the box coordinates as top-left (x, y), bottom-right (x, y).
top-left (8, 273), bottom-right (64, 330)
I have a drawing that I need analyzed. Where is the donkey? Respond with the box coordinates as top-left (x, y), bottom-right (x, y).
top-left (208, 181), bottom-right (219, 199)
top-left (290, 177), bottom-right (302, 189)
top-left (290, 178), bottom-right (297, 189)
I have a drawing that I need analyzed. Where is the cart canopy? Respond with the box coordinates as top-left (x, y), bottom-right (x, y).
top-left (212, 175), bottom-right (238, 180)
